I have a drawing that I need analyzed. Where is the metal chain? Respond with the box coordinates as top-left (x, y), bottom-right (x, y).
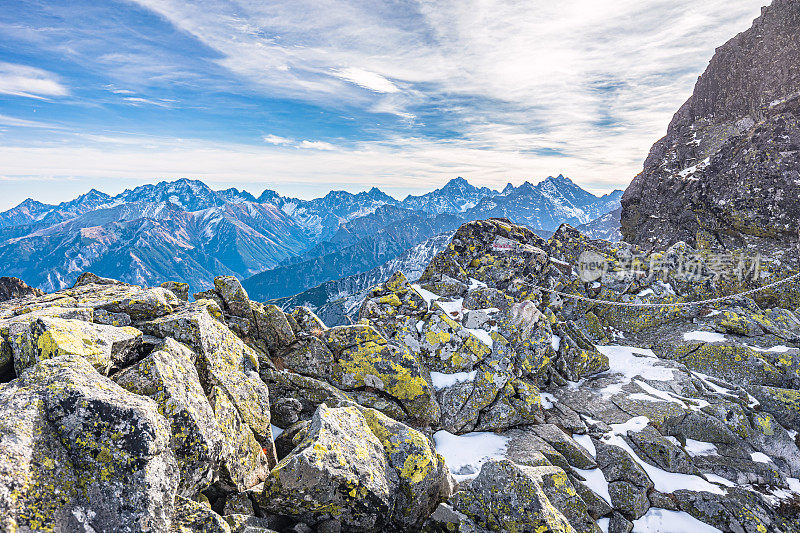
top-left (537, 272), bottom-right (800, 308)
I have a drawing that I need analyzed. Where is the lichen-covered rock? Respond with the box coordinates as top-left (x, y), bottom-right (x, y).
top-left (452, 459), bottom-right (598, 533)
top-left (113, 338), bottom-right (225, 495)
top-left (224, 514), bottom-right (279, 533)
top-left (420, 219), bottom-right (550, 291)
top-left (161, 281), bottom-right (189, 301)
top-left (325, 326), bottom-right (439, 425)
top-left (260, 368), bottom-right (352, 428)
top-left (358, 406), bottom-right (451, 528)
top-left (259, 403), bottom-right (451, 532)
top-left (421, 503), bottom-right (486, 533)
top-left (94, 286), bottom-right (180, 322)
top-left (0, 306), bottom-right (95, 380)
top-left (608, 480), bottom-right (649, 520)
top-left (290, 306), bottom-right (327, 334)
top-left (171, 495), bottom-right (230, 533)
top-left (257, 405), bottom-right (394, 531)
top-left (0, 355), bottom-right (178, 532)
top-left (274, 335), bottom-right (335, 381)
top-left (750, 385), bottom-right (800, 431)
top-left (214, 276), bottom-right (254, 321)
top-left (209, 385), bottom-right (271, 491)
top-left (9, 316), bottom-right (142, 375)
top-left (252, 303), bottom-right (296, 353)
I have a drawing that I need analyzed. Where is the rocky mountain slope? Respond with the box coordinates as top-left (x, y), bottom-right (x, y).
top-left (270, 232), bottom-right (454, 327)
top-left (621, 0), bottom-right (800, 263)
top-left (0, 177), bottom-right (621, 295)
top-left (1, 217), bottom-right (799, 532)
top-left (578, 207), bottom-right (623, 242)
top-left (0, 276), bottom-right (43, 301)
top-left (466, 175), bottom-right (622, 231)
top-left (241, 213), bottom-right (463, 301)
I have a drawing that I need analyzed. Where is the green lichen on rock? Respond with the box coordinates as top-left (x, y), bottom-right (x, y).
top-left (112, 338), bottom-right (225, 495)
top-left (0, 354), bottom-right (178, 532)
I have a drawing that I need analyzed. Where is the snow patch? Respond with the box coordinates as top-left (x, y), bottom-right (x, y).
top-left (633, 508), bottom-right (722, 533)
top-left (594, 346), bottom-right (675, 396)
top-left (540, 392), bottom-right (557, 410)
top-left (573, 434), bottom-right (596, 458)
top-left (433, 430), bottom-right (510, 482)
top-left (751, 452), bottom-right (772, 464)
top-left (573, 467), bottom-right (611, 504)
top-left (430, 371), bottom-right (477, 390)
top-left (551, 335), bottom-right (561, 351)
top-left (683, 331), bottom-right (726, 343)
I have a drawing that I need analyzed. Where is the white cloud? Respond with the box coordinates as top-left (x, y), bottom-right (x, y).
top-left (122, 96), bottom-right (175, 107)
top-left (299, 140), bottom-right (337, 150)
top-left (0, 62), bottom-right (69, 99)
top-left (263, 134), bottom-right (292, 145)
top-left (0, 132), bottom-right (633, 198)
top-left (125, 0), bottom-right (765, 190)
top-left (333, 67), bottom-right (399, 93)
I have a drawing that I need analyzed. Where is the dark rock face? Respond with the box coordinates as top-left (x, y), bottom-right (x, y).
top-left (0, 276), bottom-right (43, 302)
top-left (622, 0), bottom-right (800, 263)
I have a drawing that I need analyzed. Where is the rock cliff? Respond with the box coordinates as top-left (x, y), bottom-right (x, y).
top-left (622, 0), bottom-right (800, 264)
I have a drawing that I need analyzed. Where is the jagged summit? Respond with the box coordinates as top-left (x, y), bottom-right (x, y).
top-left (622, 0), bottom-right (800, 262)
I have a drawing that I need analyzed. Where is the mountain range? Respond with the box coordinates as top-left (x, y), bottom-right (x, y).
top-left (0, 175), bottom-right (622, 297)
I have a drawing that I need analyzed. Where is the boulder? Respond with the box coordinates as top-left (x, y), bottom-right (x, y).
top-left (9, 316), bottom-right (142, 375)
top-left (113, 338), bottom-right (225, 495)
top-left (451, 459), bottom-right (598, 533)
top-left (0, 355), bottom-right (178, 532)
top-left (258, 404), bottom-right (449, 532)
top-left (257, 405), bottom-right (394, 531)
top-left (172, 496), bottom-right (230, 532)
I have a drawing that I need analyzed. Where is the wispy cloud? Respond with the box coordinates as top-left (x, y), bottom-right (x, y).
top-left (125, 0), bottom-right (765, 187)
top-left (0, 113), bottom-right (67, 130)
top-left (333, 67), bottom-right (400, 94)
top-left (122, 96), bottom-right (175, 107)
top-left (263, 134), bottom-right (292, 145)
top-left (0, 62), bottom-right (68, 99)
top-left (0, 0), bottom-right (767, 208)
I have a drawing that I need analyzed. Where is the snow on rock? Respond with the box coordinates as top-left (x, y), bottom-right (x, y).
top-left (633, 508), bottom-right (723, 533)
top-left (603, 418), bottom-right (726, 495)
top-left (433, 430), bottom-right (510, 482)
top-left (412, 284), bottom-right (440, 308)
top-left (574, 434), bottom-right (596, 458)
top-left (574, 466), bottom-right (611, 504)
top-left (430, 371), bottom-right (478, 390)
top-left (750, 452), bottom-right (772, 464)
top-left (540, 392), bottom-right (557, 410)
top-left (551, 334), bottom-right (561, 351)
top-left (683, 331), bottom-right (727, 343)
top-left (594, 345), bottom-right (675, 396)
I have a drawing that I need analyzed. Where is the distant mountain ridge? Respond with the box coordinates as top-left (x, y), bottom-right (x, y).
top-left (0, 176), bottom-right (622, 294)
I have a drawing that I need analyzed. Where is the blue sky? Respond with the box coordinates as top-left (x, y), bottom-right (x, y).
top-left (0, 0), bottom-right (766, 210)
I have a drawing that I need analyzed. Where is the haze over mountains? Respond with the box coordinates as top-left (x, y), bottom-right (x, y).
top-left (0, 175), bottom-right (621, 296)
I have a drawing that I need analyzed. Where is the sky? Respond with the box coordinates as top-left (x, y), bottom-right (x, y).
top-left (0, 0), bottom-right (767, 210)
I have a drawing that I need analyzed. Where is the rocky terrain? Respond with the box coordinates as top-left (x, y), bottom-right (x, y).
top-left (621, 0), bottom-right (800, 264)
top-left (1, 217), bottom-right (800, 532)
top-left (0, 276), bottom-right (43, 302)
